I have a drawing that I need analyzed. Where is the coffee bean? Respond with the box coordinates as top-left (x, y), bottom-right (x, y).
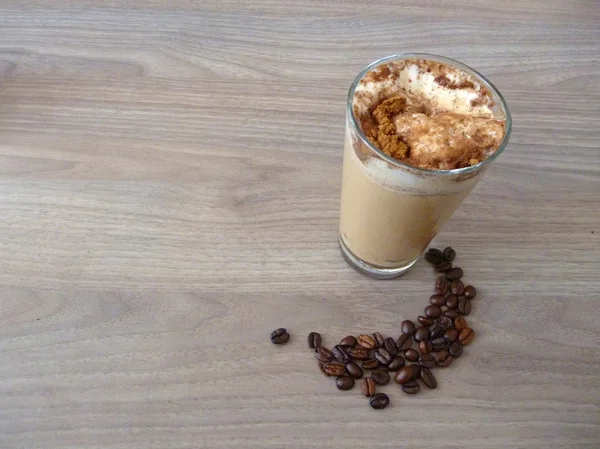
top-left (369, 393), bottom-right (389, 409)
top-left (419, 340), bottom-right (433, 354)
top-left (357, 334), bottom-right (377, 349)
top-left (418, 353), bottom-right (436, 368)
top-left (446, 267), bottom-right (464, 281)
top-left (404, 348), bottom-right (419, 362)
top-left (425, 249), bottom-right (442, 265)
top-left (315, 346), bottom-right (333, 363)
top-left (431, 326), bottom-right (445, 339)
top-left (322, 362), bottom-right (345, 376)
top-left (425, 305), bottom-right (443, 319)
top-left (435, 350), bottom-right (453, 367)
top-left (384, 337), bottom-right (398, 356)
top-left (332, 345), bottom-right (350, 363)
top-left (388, 356), bottom-right (405, 371)
top-left (458, 296), bottom-right (472, 315)
top-left (464, 285), bottom-right (477, 299)
top-left (443, 246), bottom-right (456, 262)
top-left (372, 332), bottom-right (385, 349)
top-left (432, 337), bottom-right (448, 352)
top-left (270, 328), bottom-right (290, 344)
top-left (436, 276), bottom-right (450, 295)
top-left (361, 377), bottom-right (376, 397)
top-left (437, 315), bottom-right (454, 329)
top-left (451, 279), bottom-right (465, 295)
top-left (394, 364), bottom-right (420, 384)
top-left (349, 347), bottom-right (371, 360)
top-left (318, 363), bottom-right (328, 376)
top-left (362, 358), bottom-right (379, 370)
top-left (339, 335), bottom-right (357, 347)
top-left (429, 294), bottom-right (446, 307)
top-left (428, 248), bottom-right (443, 258)
top-left (445, 294), bottom-right (458, 309)
top-left (436, 261), bottom-right (452, 273)
top-left (449, 341), bottom-right (463, 358)
top-left (414, 326), bottom-right (430, 342)
top-left (401, 380), bottom-right (421, 394)
top-left (443, 309), bottom-right (459, 319)
top-left (307, 332), bottom-right (321, 349)
top-left (396, 333), bottom-right (413, 351)
top-left (336, 375), bottom-right (355, 390)
top-left (371, 369), bottom-right (391, 385)
top-left (418, 316), bottom-right (434, 326)
top-left (401, 320), bottom-right (416, 336)
top-left (374, 348), bottom-right (393, 365)
top-left (459, 328), bottom-right (475, 345)
top-left (444, 328), bottom-right (459, 343)
top-left (454, 316), bottom-right (468, 331)
top-left (345, 361), bottom-right (363, 379)
top-left (420, 367), bottom-right (437, 389)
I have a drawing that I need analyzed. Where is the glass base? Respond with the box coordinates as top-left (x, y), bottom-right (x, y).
top-left (339, 236), bottom-right (418, 279)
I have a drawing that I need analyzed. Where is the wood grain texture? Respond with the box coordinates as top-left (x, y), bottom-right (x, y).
top-left (1, 1), bottom-right (599, 448)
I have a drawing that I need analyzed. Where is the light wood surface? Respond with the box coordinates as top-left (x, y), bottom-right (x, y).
top-left (1, 1), bottom-right (599, 448)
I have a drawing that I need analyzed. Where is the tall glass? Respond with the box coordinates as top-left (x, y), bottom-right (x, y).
top-left (339, 54), bottom-right (512, 279)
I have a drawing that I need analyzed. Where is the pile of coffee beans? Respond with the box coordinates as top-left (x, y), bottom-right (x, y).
top-left (300, 247), bottom-right (477, 410)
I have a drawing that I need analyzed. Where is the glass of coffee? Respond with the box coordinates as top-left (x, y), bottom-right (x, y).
top-left (339, 54), bottom-right (511, 279)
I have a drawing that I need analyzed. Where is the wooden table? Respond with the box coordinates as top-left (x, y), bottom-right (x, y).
top-left (1, 2), bottom-right (599, 448)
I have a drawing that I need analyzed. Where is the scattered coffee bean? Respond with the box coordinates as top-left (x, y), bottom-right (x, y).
top-left (388, 356), bottom-right (405, 371)
top-left (332, 345), bottom-right (350, 363)
top-left (374, 348), bottom-right (393, 365)
top-left (420, 367), bottom-right (437, 389)
top-left (361, 377), bottom-right (376, 397)
top-left (445, 294), bottom-right (458, 309)
top-left (401, 320), bottom-right (416, 335)
top-left (394, 364), bottom-right (420, 384)
top-left (369, 393), bottom-right (389, 409)
top-left (444, 328), bottom-right (459, 343)
top-left (448, 341), bottom-right (463, 358)
top-left (307, 332), bottom-right (321, 349)
top-left (454, 316), bottom-right (468, 332)
top-left (446, 267), bottom-right (464, 280)
top-left (459, 328), bottom-right (475, 345)
top-left (396, 333), bottom-right (413, 351)
top-left (401, 380), bottom-right (421, 394)
top-left (451, 279), bottom-right (465, 295)
top-left (425, 248), bottom-right (443, 265)
top-left (345, 361), bottom-right (363, 379)
top-left (336, 375), bottom-right (355, 390)
top-left (429, 294), bottom-right (446, 307)
top-left (371, 369), bottom-right (391, 385)
top-left (458, 296), bottom-right (472, 315)
top-left (437, 315), bottom-right (454, 329)
top-left (372, 332), bottom-right (385, 348)
top-left (432, 337), bottom-right (448, 352)
top-left (432, 337), bottom-right (447, 346)
top-left (436, 261), bottom-right (452, 272)
top-left (443, 309), bottom-right (459, 319)
top-left (464, 285), bottom-right (477, 299)
top-left (419, 353), bottom-right (436, 368)
top-left (425, 305), bottom-right (443, 319)
top-left (349, 347), bottom-right (371, 360)
top-left (419, 340), bottom-right (433, 354)
top-left (431, 326), bottom-right (445, 339)
top-left (357, 334), bottom-right (377, 349)
top-left (418, 315), bottom-right (434, 326)
top-left (435, 351), bottom-right (453, 367)
top-left (404, 348), bottom-right (419, 362)
top-left (362, 358), bottom-right (379, 370)
top-left (436, 276), bottom-right (450, 294)
top-left (339, 335), bottom-right (357, 347)
top-left (443, 246), bottom-right (456, 262)
top-left (322, 362), bottom-right (345, 376)
top-left (384, 337), bottom-right (398, 356)
top-left (270, 328), bottom-right (290, 344)
top-left (414, 326), bottom-right (431, 342)
top-left (427, 248), bottom-right (443, 258)
top-left (315, 346), bottom-right (333, 363)
top-left (318, 363), bottom-right (328, 376)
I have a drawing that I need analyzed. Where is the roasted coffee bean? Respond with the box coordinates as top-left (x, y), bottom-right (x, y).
top-left (315, 346), bottom-right (333, 363)
top-left (270, 328), bottom-right (290, 344)
top-left (362, 358), bottom-right (379, 370)
top-left (419, 353), bottom-right (436, 368)
top-left (435, 350), bottom-right (453, 367)
top-left (357, 334), bottom-right (377, 349)
top-left (459, 328), bottom-right (475, 345)
top-left (437, 315), bottom-right (454, 329)
top-left (429, 294), bottom-right (446, 307)
top-left (307, 332), bottom-right (321, 349)
top-left (448, 341), bottom-right (463, 358)
top-left (425, 305), bottom-right (443, 319)
top-left (458, 296), bottom-right (472, 315)
top-left (318, 363), bottom-right (328, 376)
top-left (394, 364), bottom-right (420, 384)
top-left (454, 316), bottom-right (468, 331)
top-left (396, 333), bottom-right (413, 351)
top-left (401, 320), bottom-right (416, 336)
top-left (432, 337), bottom-right (448, 352)
top-left (418, 316), bottom-right (434, 327)
top-left (372, 332), bottom-right (385, 349)
top-left (419, 340), bottom-right (433, 354)
top-left (371, 369), bottom-right (391, 385)
top-left (414, 326), bottom-right (430, 342)
top-left (336, 375), bottom-right (355, 390)
top-left (388, 356), bottom-right (405, 371)
top-left (431, 326), bottom-right (445, 339)
top-left (427, 248), bottom-right (443, 258)
top-left (464, 285), bottom-right (477, 299)
top-left (339, 335), bottom-right (357, 347)
top-left (345, 361), bottom-right (363, 379)
top-left (401, 380), bottom-right (421, 394)
top-left (432, 337), bottom-right (447, 346)
top-left (361, 377), bottom-right (376, 397)
top-left (451, 279), bottom-right (465, 295)
top-left (404, 348), bottom-right (419, 362)
top-left (369, 393), bottom-right (389, 409)
top-left (444, 328), bottom-right (459, 343)
top-left (443, 246), bottom-right (456, 262)
top-left (349, 347), bottom-right (371, 360)
top-left (435, 276), bottom-right (450, 295)
top-left (322, 362), bottom-right (345, 376)
top-left (446, 267), bottom-right (464, 280)
top-left (443, 308), bottom-right (459, 319)
top-left (445, 294), bottom-right (459, 309)
top-left (436, 261), bottom-right (452, 272)
top-left (425, 249), bottom-right (442, 265)
top-left (384, 337), bottom-right (398, 356)
top-left (374, 348), bottom-right (393, 365)
top-left (420, 367), bottom-right (437, 389)
top-left (332, 345), bottom-right (351, 363)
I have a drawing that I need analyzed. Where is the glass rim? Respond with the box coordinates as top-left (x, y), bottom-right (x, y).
top-left (347, 53), bottom-right (512, 176)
